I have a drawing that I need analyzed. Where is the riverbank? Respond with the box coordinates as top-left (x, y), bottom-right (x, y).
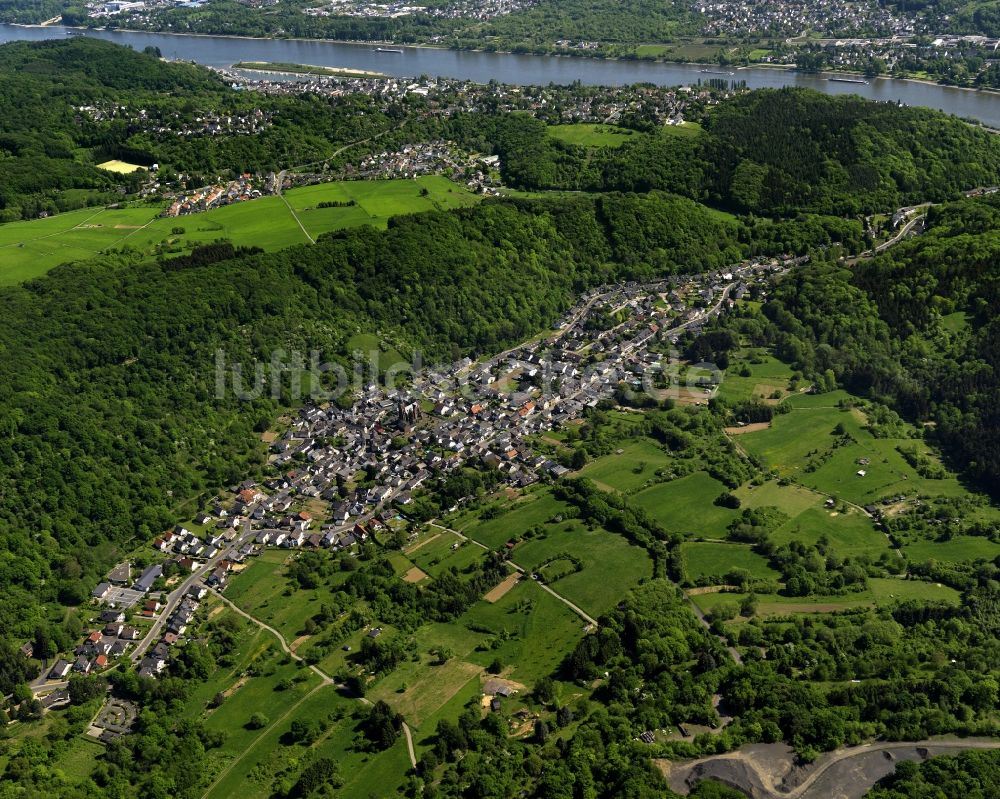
top-left (44, 23), bottom-right (1000, 99)
top-left (233, 61), bottom-right (385, 78)
top-left (5, 22), bottom-right (1000, 126)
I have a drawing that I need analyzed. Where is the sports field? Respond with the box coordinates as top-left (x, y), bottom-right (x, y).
top-left (0, 176), bottom-right (479, 285)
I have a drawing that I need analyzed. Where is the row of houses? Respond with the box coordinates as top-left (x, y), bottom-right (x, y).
top-left (139, 586), bottom-right (207, 678)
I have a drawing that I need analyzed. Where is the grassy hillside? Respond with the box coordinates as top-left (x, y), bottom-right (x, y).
top-left (0, 176), bottom-right (480, 284)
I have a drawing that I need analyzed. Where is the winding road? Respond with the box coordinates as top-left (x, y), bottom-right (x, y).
top-left (667, 738), bottom-right (1000, 799)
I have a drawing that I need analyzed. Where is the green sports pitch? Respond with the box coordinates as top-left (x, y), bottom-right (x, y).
top-left (0, 176), bottom-right (480, 286)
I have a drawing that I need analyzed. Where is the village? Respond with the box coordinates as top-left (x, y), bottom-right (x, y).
top-left (23, 251), bottom-right (807, 716)
top-left (697, 0), bottom-right (920, 38)
top-left (301, 0), bottom-right (536, 21)
top-left (342, 140), bottom-right (502, 192)
top-left (218, 72), bottom-right (701, 128)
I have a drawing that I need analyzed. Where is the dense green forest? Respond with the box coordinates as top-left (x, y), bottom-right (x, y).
top-left (485, 90), bottom-right (1000, 215)
top-left (866, 747), bottom-right (1000, 797)
top-left (762, 195), bottom-right (1000, 492)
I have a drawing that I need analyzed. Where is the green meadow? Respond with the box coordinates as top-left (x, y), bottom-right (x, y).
top-left (365, 579), bottom-right (584, 731)
top-left (716, 350), bottom-right (796, 404)
top-left (577, 438), bottom-right (669, 492)
top-left (454, 489), bottom-right (572, 549)
top-left (512, 519), bottom-right (653, 616)
top-left (224, 549), bottom-right (352, 642)
top-left (406, 529), bottom-right (488, 578)
top-left (681, 541), bottom-right (779, 582)
top-left (0, 176), bottom-right (479, 285)
top-left (632, 472), bottom-right (741, 535)
top-left (547, 123), bottom-right (638, 148)
top-left (690, 577), bottom-right (961, 618)
top-left (904, 536), bottom-right (1000, 563)
top-left (739, 395), bottom-right (973, 507)
top-left (204, 684), bottom-right (410, 799)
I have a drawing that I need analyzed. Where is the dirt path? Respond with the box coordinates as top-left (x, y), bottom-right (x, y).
top-left (202, 682), bottom-right (326, 799)
top-left (405, 532), bottom-right (442, 554)
top-left (427, 521), bottom-right (598, 627)
top-left (685, 594), bottom-right (743, 665)
top-left (209, 589), bottom-right (418, 771)
top-left (483, 572), bottom-right (520, 603)
top-left (725, 422), bottom-right (771, 435)
top-left (211, 589), bottom-right (332, 685)
top-left (403, 719), bottom-right (416, 768)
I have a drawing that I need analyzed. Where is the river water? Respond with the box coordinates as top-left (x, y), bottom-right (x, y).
top-left (4, 22), bottom-right (1000, 126)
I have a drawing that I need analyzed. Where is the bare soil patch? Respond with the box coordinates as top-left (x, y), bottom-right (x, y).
top-left (402, 566), bottom-right (428, 584)
top-left (260, 430), bottom-right (278, 443)
top-left (222, 676), bottom-right (249, 700)
top-left (725, 422), bottom-right (771, 435)
top-left (483, 572), bottom-right (520, 603)
top-left (686, 585), bottom-right (738, 596)
top-left (290, 635), bottom-right (311, 653)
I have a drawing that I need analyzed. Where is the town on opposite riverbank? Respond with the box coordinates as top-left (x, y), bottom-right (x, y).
top-left (15, 0), bottom-right (1000, 90)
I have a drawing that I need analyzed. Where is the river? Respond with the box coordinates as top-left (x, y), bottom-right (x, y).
top-left (4, 22), bottom-right (1000, 126)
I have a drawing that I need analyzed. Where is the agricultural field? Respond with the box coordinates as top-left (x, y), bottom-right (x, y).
top-left (904, 536), bottom-right (1000, 563)
top-left (632, 472), bottom-right (741, 535)
top-left (690, 576), bottom-right (961, 618)
top-left (452, 488), bottom-right (572, 549)
top-left (511, 519), bottom-right (653, 616)
top-left (577, 437), bottom-right (669, 492)
top-left (224, 549), bottom-right (351, 643)
top-left (681, 541), bottom-right (779, 583)
top-left (0, 176), bottom-right (479, 285)
top-left (546, 123), bottom-right (637, 148)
